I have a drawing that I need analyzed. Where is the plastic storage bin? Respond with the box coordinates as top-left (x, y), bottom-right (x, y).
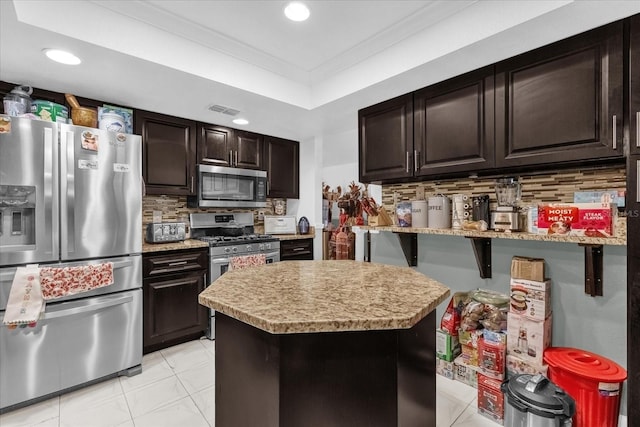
top-left (544, 347), bottom-right (626, 427)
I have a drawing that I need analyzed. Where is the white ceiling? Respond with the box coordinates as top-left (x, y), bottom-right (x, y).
top-left (1, 0), bottom-right (640, 141)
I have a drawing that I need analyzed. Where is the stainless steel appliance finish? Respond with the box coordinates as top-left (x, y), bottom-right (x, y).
top-left (502, 374), bottom-right (575, 427)
top-left (191, 212), bottom-right (280, 339)
top-left (0, 117), bottom-right (143, 411)
top-left (195, 164), bottom-right (267, 208)
top-left (145, 222), bottom-right (187, 243)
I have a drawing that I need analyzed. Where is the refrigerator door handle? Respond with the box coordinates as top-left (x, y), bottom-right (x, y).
top-left (60, 130), bottom-right (76, 258)
top-left (42, 294), bottom-right (133, 321)
top-left (44, 127), bottom-right (59, 260)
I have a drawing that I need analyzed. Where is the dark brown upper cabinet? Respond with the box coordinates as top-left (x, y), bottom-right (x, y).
top-left (264, 136), bottom-right (299, 199)
top-left (197, 124), bottom-right (263, 170)
top-left (135, 109), bottom-right (197, 196)
top-left (359, 94), bottom-right (414, 183)
top-left (413, 66), bottom-right (495, 177)
top-left (495, 21), bottom-right (624, 168)
top-left (630, 15), bottom-right (640, 156)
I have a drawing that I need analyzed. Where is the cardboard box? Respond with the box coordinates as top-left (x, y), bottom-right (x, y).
top-left (510, 278), bottom-right (552, 321)
top-left (478, 337), bottom-right (506, 380)
top-left (510, 256), bottom-right (545, 282)
top-left (477, 374), bottom-right (504, 425)
top-left (436, 329), bottom-right (460, 362)
top-left (506, 313), bottom-right (552, 366)
top-left (454, 355), bottom-right (479, 388)
top-left (537, 203), bottom-right (617, 237)
top-left (436, 358), bottom-right (455, 380)
top-left (506, 353), bottom-right (549, 378)
top-left (458, 329), bottom-right (483, 347)
top-left (574, 190), bottom-right (625, 209)
top-left (460, 344), bottom-right (479, 367)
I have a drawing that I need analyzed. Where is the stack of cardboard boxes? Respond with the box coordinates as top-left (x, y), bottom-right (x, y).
top-left (434, 256), bottom-right (554, 425)
top-left (506, 256), bottom-right (552, 377)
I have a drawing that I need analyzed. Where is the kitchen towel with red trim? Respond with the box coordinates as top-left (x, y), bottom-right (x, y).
top-left (39, 263), bottom-right (114, 300)
top-left (228, 254), bottom-right (266, 271)
top-left (2, 264), bottom-right (44, 327)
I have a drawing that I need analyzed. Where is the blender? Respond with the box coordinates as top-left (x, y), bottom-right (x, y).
top-left (490, 177), bottom-right (521, 231)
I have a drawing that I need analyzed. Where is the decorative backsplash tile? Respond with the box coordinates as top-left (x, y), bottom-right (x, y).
top-left (380, 166), bottom-right (626, 211)
top-left (142, 197), bottom-right (279, 226)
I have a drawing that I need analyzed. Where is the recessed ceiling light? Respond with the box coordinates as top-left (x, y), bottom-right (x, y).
top-left (43, 49), bottom-right (81, 65)
top-left (284, 2), bottom-right (310, 22)
top-left (232, 118), bottom-right (249, 125)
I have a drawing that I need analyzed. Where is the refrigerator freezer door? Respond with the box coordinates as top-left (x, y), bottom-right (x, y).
top-left (59, 125), bottom-right (141, 260)
top-left (0, 117), bottom-right (59, 266)
top-left (0, 255), bottom-right (142, 310)
top-left (0, 288), bottom-right (142, 410)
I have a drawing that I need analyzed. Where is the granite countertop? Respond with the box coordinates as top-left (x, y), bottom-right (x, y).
top-left (142, 239), bottom-right (210, 253)
top-left (355, 216), bottom-right (627, 246)
top-left (275, 231), bottom-right (315, 240)
top-left (199, 260), bottom-right (450, 334)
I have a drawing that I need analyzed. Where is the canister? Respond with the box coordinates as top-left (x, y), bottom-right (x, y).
top-left (411, 200), bottom-right (428, 228)
top-left (427, 195), bottom-right (451, 229)
top-left (99, 112), bottom-right (126, 132)
top-left (472, 195), bottom-right (490, 224)
top-left (451, 194), bottom-right (465, 230)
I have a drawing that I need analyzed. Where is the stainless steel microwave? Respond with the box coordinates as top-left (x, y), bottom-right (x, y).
top-left (196, 164), bottom-right (267, 208)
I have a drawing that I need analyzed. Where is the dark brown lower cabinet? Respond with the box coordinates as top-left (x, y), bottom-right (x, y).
top-left (280, 239), bottom-right (314, 261)
top-left (143, 248), bottom-right (209, 354)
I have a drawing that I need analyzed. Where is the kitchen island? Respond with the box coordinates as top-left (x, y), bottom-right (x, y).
top-left (199, 260), bottom-right (450, 427)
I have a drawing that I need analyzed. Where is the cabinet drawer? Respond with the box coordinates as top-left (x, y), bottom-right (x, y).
top-left (280, 239), bottom-right (313, 261)
top-left (143, 249), bottom-right (208, 276)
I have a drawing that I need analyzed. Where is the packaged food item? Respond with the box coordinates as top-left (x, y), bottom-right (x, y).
top-left (440, 292), bottom-right (468, 336)
top-left (436, 358), bottom-right (455, 380)
top-left (538, 203), bottom-right (617, 237)
top-left (436, 328), bottom-right (460, 362)
top-left (460, 289), bottom-right (509, 332)
top-left (478, 336), bottom-right (506, 380)
top-left (454, 355), bottom-right (479, 388)
top-left (506, 353), bottom-right (549, 378)
top-left (477, 373), bottom-right (504, 424)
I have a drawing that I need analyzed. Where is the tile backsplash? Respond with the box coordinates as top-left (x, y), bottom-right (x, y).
top-left (381, 165), bottom-right (626, 211)
top-left (142, 197), bottom-right (281, 226)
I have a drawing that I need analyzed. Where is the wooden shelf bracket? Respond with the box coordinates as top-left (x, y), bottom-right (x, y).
top-left (580, 244), bottom-right (604, 297)
top-left (468, 237), bottom-right (492, 279)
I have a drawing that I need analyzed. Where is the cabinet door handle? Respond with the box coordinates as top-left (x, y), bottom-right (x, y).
top-left (229, 150), bottom-right (233, 165)
top-left (414, 150), bottom-right (419, 172)
top-left (612, 115), bottom-right (617, 150)
top-left (191, 176), bottom-right (194, 192)
top-left (636, 112), bottom-right (640, 148)
top-left (235, 150), bottom-right (238, 167)
top-left (637, 160), bottom-right (640, 203)
top-left (168, 261), bottom-right (188, 266)
top-left (406, 151), bottom-right (410, 173)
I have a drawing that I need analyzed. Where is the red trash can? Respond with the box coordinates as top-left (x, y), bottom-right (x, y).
top-left (544, 347), bottom-right (626, 427)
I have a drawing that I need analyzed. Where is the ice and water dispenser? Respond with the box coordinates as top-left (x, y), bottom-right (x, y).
top-left (0, 185), bottom-right (36, 247)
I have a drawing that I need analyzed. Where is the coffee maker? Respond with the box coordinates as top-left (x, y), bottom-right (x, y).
top-left (490, 177), bottom-right (521, 231)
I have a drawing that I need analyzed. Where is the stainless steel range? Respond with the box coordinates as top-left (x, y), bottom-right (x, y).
top-left (190, 213), bottom-right (280, 339)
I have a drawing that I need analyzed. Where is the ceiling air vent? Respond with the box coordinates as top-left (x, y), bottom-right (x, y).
top-left (208, 104), bottom-right (241, 116)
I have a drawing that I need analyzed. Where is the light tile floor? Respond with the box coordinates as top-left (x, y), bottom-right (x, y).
top-left (0, 338), bottom-right (628, 427)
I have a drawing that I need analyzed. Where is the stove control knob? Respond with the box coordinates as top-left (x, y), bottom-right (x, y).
top-left (265, 243), bottom-right (271, 250)
top-left (258, 243), bottom-right (264, 250)
top-left (224, 247), bottom-right (231, 254)
top-left (232, 247), bottom-right (238, 253)
top-left (246, 245), bottom-right (252, 252)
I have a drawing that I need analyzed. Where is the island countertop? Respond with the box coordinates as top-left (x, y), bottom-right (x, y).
top-left (199, 260), bottom-right (450, 334)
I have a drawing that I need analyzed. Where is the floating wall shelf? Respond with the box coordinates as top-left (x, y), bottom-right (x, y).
top-left (358, 224), bottom-right (626, 297)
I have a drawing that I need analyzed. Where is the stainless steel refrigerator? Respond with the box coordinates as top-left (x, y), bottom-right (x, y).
top-left (0, 116), bottom-right (142, 411)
